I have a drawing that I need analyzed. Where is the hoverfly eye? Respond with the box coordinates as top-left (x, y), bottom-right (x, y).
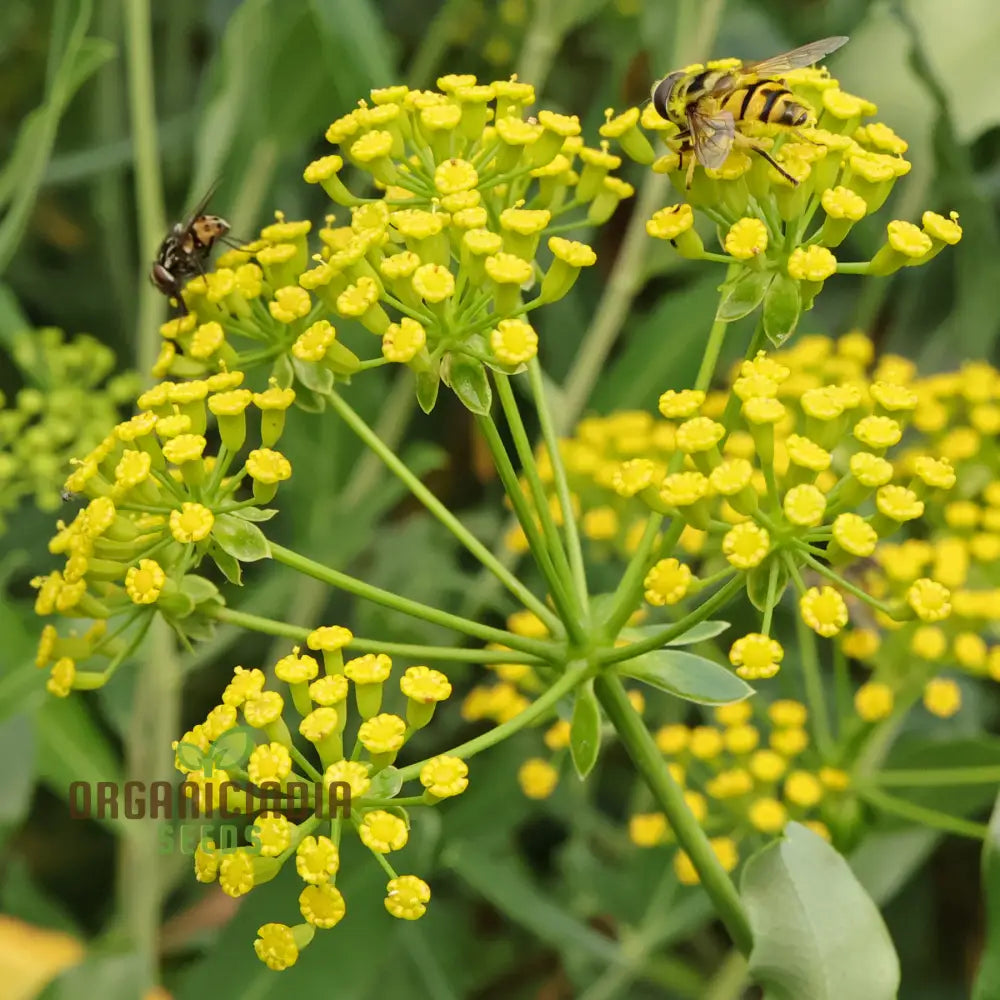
top-left (651, 72), bottom-right (683, 121)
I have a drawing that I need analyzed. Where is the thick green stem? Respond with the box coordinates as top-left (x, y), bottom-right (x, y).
top-left (269, 543), bottom-right (555, 660)
top-left (595, 674), bottom-right (753, 955)
top-left (328, 388), bottom-right (559, 632)
top-left (211, 605), bottom-right (545, 664)
top-left (124, 0), bottom-right (165, 373)
top-left (527, 360), bottom-right (588, 608)
top-left (394, 660), bottom-right (592, 781)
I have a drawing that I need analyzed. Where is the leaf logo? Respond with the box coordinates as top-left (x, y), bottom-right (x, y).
top-left (175, 725), bottom-right (256, 776)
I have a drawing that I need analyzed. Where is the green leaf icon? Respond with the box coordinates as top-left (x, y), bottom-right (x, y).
top-left (175, 742), bottom-right (208, 771)
top-left (212, 726), bottom-right (257, 769)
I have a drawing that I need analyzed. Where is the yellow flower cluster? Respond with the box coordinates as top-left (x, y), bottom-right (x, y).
top-left (176, 629), bottom-right (466, 971)
top-left (156, 77), bottom-right (621, 413)
top-left (0, 328), bottom-right (139, 531)
top-left (627, 700), bottom-right (849, 882)
top-left (32, 371), bottom-right (297, 695)
top-left (511, 331), bottom-right (973, 684)
top-left (603, 65), bottom-right (960, 342)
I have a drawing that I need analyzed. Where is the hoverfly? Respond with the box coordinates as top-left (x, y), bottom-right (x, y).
top-left (651, 36), bottom-right (849, 187)
top-left (150, 184), bottom-right (231, 312)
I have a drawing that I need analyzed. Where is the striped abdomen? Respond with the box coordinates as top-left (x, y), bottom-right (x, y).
top-left (720, 80), bottom-right (810, 126)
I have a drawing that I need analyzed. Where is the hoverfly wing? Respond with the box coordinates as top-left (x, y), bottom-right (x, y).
top-left (180, 177), bottom-right (223, 230)
top-left (742, 36), bottom-right (849, 77)
top-left (688, 108), bottom-right (735, 170)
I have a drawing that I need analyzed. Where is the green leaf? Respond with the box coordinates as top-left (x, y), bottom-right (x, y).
top-left (746, 557), bottom-right (788, 613)
top-left (0, 714), bottom-right (35, 825)
top-left (616, 649), bottom-right (753, 706)
top-left (974, 790), bottom-right (1000, 999)
top-left (367, 765), bottom-right (403, 800)
top-left (233, 507), bottom-right (278, 522)
top-left (741, 822), bottom-right (900, 1000)
top-left (291, 355), bottom-right (334, 396)
top-left (716, 268), bottom-right (773, 323)
top-left (444, 356), bottom-right (492, 415)
top-left (415, 369), bottom-right (440, 414)
top-left (212, 513), bottom-right (271, 562)
top-left (209, 543), bottom-right (242, 585)
top-left (569, 680), bottom-right (601, 778)
top-left (178, 574), bottom-right (220, 606)
top-left (762, 272), bottom-right (802, 347)
top-left (618, 620), bottom-right (731, 648)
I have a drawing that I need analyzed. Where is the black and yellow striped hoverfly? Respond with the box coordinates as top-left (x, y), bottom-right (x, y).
top-left (651, 36), bottom-right (849, 187)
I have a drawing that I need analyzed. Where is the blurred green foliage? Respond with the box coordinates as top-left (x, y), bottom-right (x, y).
top-left (1, 0), bottom-right (999, 997)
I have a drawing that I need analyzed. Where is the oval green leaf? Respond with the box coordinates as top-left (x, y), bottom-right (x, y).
top-left (212, 513), bottom-right (272, 563)
top-left (763, 271), bottom-right (802, 347)
top-left (741, 822), bottom-right (900, 1000)
top-left (415, 369), bottom-right (440, 414)
top-left (716, 268), bottom-right (773, 323)
top-left (615, 649), bottom-right (753, 706)
top-left (445, 356), bottom-right (493, 416)
top-left (367, 765), bottom-right (403, 800)
top-left (570, 680), bottom-right (602, 778)
top-left (618, 620), bottom-right (731, 648)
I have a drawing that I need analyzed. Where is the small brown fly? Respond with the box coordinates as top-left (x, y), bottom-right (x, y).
top-left (150, 184), bottom-right (231, 312)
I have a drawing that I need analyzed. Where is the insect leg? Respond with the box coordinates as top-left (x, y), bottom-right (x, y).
top-left (733, 132), bottom-right (799, 185)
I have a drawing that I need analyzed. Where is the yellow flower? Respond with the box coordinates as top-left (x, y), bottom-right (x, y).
top-left (855, 681), bottom-right (894, 721)
top-left (724, 218), bottom-right (768, 260)
top-left (420, 755), bottom-right (469, 798)
top-left (655, 724), bottom-right (689, 755)
top-left (853, 415), bottom-right (902, 450)
top-left (254, 923), bottom-right (300, 971)
top-left (629, 812), bottom-right (669, 847)
top-left (799, 587), bottom-right (849, 637)
top-left (246, 448), bottom-right (292, 484)
top-left (324, 760), bottom-right (371, 798)
top-left (412, 264), bottom-right (455, 303)
top-left (357, 713), bottom-right (407, 754)
top-left (784, 770), bottom-right (823, 808)
top-left (876, 485), bottom-right (924, 522)
top-left (674, 837), bottom-right (738, 885)
top-left (923, 678), bottom-right (961, 718)
top-left (296, 835), bottom-right (340, 884)
top-left (518, 758), bottom-right (558, 799)
top-left (647, 204), bottom-right (694, 240)
top-left (783, 484), bottom-right (826, 527)
top-left (359, 810), bottom-right (409, 852)
top-left (299, 883), bottom-right (346, 929)
top-left (832, 513), bottom-right (878, 557)
top-left (275, 649), bottom-right (320, 684)
top-left (124, 559), bottom-right (166, 605)
top-left (748, 797), bottom-right (788, 834)
top-left (345, 652), bottom-right (392, 683)
top-left (658, 388), bottom-right (704, 418)
top-left (491, 318), bottom-right (538, 364)
top-left (722, 522), bottom-right (770, 569)
top-left (907, 578), bottom-right (951, 622)
top-left (643, 557), bottom-right (692, 606)
top-left (400, 666), bottom-right (452, 703)
top-left (384, 875), bottom-right (431, 920)
top-left (787, 245), bottom-right (837, 281)
top-left (169, 502), bottom-right (215, 543)
top-left (729, 634), bottom-right (783, 680)
top-left (46, 657), bottom-right (75, 697)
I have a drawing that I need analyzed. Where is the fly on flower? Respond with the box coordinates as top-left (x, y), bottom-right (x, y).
top-left (150, 183), bottom-right (232, 312)
top-left (651, 36), bottom-right (849, 187)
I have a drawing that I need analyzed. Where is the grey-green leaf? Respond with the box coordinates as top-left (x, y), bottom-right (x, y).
top-left (570, 680), bottom-right (601, 778)
top-left (741, 822), bottom-right (900, 1000)
top-left (445, 356), bottom-right (492, 415)
top-left (212, 513), bottom-right (271, 563)
top-left (616, 649), bottom-right (753, 705)
top-left (415, 369), bottom-right (440, 414)
top-left (618, 620), bottom-right (731, 648)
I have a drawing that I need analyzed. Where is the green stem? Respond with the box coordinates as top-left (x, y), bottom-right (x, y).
top-left (394, 659), bottom-right (592, 781)
top-left (210, 605), bottom-right (545, 664)
top-left (595, 674), bottom-right (753, 955)
top-left (493, 373), bottom-right (582, 631)
top-left (796, 549), bottom-right (895, 617)
top-left (871, 765), bottom-right (1000, 787)
top-left (786, 554), bottom-right (834, 759)
top-left (269, 543), bottom-right (555, 660)
top-left (602, 514), bottom-right (670, 639)
top-left (116, 618), bottom-right (180, 992)
top-left (475, 411), bottom-right (579, 633)
top-left (328, 388), bottom-right (559, 633)
top-left (598, 574), bottom-right (743, 666)
top-left (527, 359), bottom-right (588, 609)
top-left (693, 269), bottom-right (740, 389)
top-left (123, 0), bottom-right (166, 374)
top-left (857, 787), bottom-right (989, 840)
top-left (702, 950), bottom-right (750, 1000)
